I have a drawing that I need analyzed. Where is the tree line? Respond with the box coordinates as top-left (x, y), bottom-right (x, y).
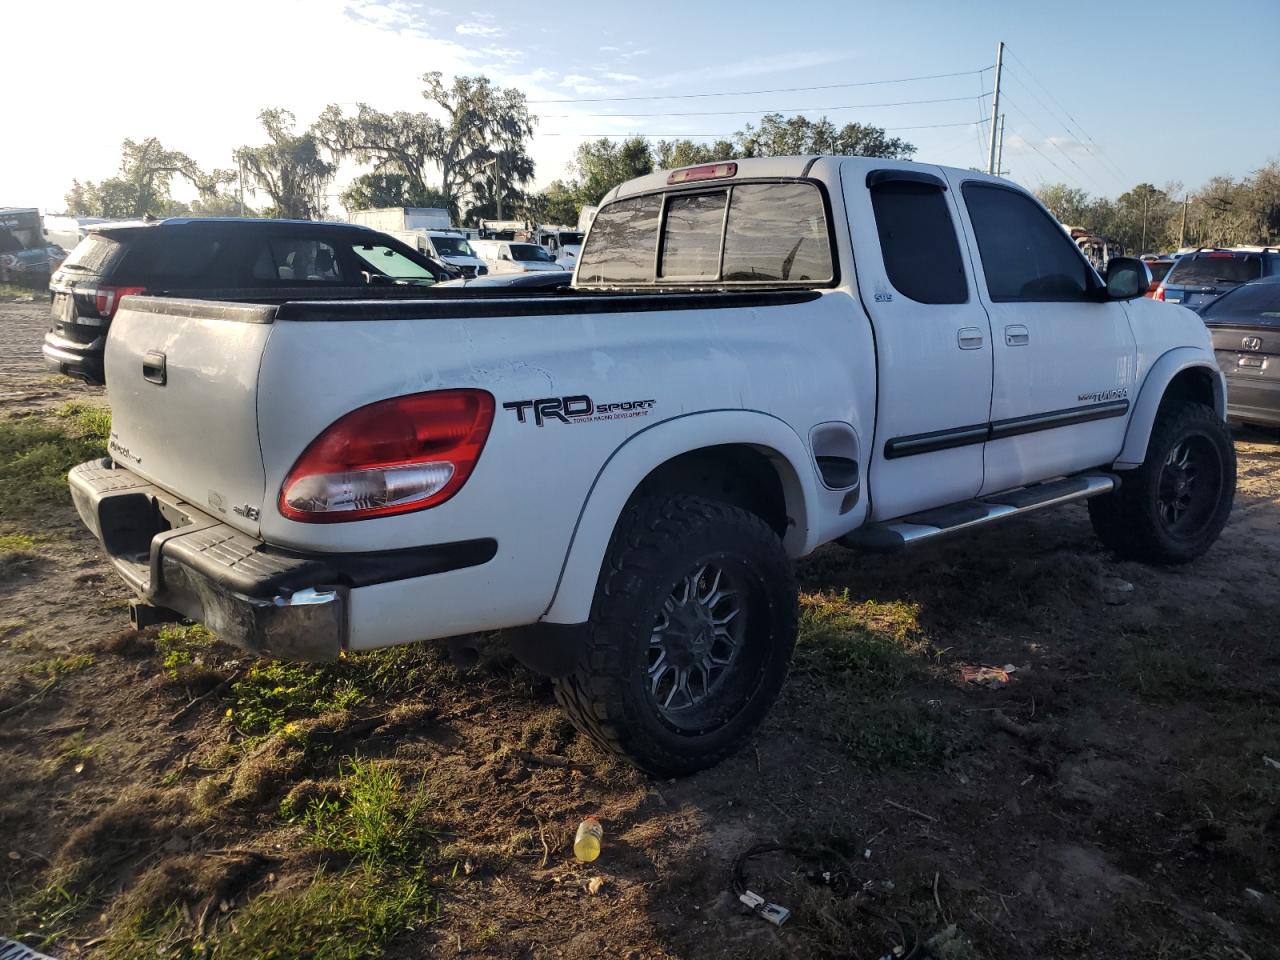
top-left (62, 69), bottom-right (1279, 246)
top-left (62, 74), bottom-right (915, 227)
top-left (1036, 162), bottom-right (1280, 253)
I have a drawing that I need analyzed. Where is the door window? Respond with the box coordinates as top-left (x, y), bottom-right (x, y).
top-left (349, 243), bottom-right (437, 284)
top-left (962, 183), bottom-right (1097, 302)
top-left (252, 239), bottom-right (343, 282)
top-left (870, 180), bottom-right (967, 304)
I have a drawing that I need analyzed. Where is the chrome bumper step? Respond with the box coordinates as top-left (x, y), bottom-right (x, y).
top-left (841, 472), bottom-right (1117, 552)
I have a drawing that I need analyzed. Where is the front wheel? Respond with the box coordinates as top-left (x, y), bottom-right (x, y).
top-left (1089, 401), bottom-right (1236, 564)
top-left (554, 496), bottom-right (797, 777)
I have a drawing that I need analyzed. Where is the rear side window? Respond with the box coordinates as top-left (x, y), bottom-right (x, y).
top-left (869, 180), bottom-right (967, 304)
top-left (125, 231), bottom-right (224, 283)
top-left (1147, 261), bottom-right (1173, 284)
top-left (722, 183), bottom-right (832, 282)
top-left (577, 195), bottom-right (662, 284)
top-left (62, 234), bottom-right (123, 273)
top-left (252, 239), bottom-right (343, 282)
top-left (1167, 255), bottom-right (1262, 285)
top-left (962, 183), bottom-right (1096, 301)
top-left (660, 192), bottom-right (726, 279)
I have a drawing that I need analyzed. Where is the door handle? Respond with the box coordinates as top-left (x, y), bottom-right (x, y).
top-left (1005, 324), bottom-right (1030, 346)
top-left (142, 350), bottom-right (167, 385)
top-left (957, 327), bottom-right (984, 350)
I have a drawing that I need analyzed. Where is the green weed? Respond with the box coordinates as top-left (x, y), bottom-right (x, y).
top-left (58, 400), bottom-right (112, 443)
top-left (798, 590), bottom-right (928, 694)
top-left (154, 623), bottom-right (217, 681)
top-left (0, 417), bottom-right (108, 524)
top-left (295, 758), bottom-right (436, 869)
top-left (833, 699), bottom-right (948, 770)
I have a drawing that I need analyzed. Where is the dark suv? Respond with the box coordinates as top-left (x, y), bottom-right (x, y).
top-left (1156, 248), bottom-right (1280, 310)
top-left (43, 218), bottom-right (455, 384)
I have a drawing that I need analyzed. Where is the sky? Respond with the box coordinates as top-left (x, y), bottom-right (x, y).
top-left (3, 0), bottom-right (1278, 215)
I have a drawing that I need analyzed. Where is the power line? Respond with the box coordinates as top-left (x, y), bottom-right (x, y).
top-left (1001, 71), bottom-right (1125, 189)
top-left (999, 95), bottom-right (1109, 193)
top-left (1001, 47), bottom-right (1131, 184)
top-left (538, 119), bottom-right (987, 138)
top-left (543, 93), bottom-right (989, 120)
top-left (527, 66), bottom-right (992, 104)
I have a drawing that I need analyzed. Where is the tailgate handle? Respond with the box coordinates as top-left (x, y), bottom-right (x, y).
top-left (142, 351), bottom-right (167, 385)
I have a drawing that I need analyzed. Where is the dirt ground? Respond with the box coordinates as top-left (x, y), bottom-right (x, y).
top-left (2, 298), bottom-right (1279, 959)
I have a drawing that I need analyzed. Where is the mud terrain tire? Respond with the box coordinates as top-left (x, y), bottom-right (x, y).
top-left (554, 496), bottom-right (797, 777)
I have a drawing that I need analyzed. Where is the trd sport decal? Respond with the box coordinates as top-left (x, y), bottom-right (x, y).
top-left (503, 395), bottom-right (656, 427)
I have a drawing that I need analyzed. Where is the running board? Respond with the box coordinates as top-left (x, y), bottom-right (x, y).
top-left (841, 472), bottom-right (1117, 552)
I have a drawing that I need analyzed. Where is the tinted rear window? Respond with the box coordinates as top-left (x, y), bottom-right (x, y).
top-left (124, 231), bottom-right (224, 283)
top-left (1147, 261), bottom-right (1173, 283)
top-left (870, 180), bottom-right (967, 304)
top-left (660, 192), bottom-right (726, 279)
top-left (1167, 255), bottom-right (1262, 285)
top-left (578, 181), bottom-right (832, 286)
top-left (722, 183), bottom-right (832, 282)
top-left (1201, 282), bottom-right (1280, 323)
top-left (62, 234), bottom-right (123, 273)
top-left (577, 195), bottom-right (662, 284)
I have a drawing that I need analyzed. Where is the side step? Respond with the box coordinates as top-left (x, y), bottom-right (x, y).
top-left (841, 472), bottom-right (1117, 553)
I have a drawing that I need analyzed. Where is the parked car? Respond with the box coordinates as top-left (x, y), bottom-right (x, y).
top-left (68, 157), bottom-right (1234, 776)
top-left (43, 217), bottom-right (454, 384)
top-left (436, 270), bottom-right (572, 290)
top-left (1198, 275), bottom-right (1280, 427)
top-left (1143, 258), bottom-right (1174, 297)
top-left (0, 207), bottom-right (57, 288)
top-left (470, 239), bottom-right (564, 275)
top-left (1154, 248), bottom-right (1280, 308)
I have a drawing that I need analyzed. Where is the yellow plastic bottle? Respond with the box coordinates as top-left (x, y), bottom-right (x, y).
top-left (573, 816), bottom-right (603, 862)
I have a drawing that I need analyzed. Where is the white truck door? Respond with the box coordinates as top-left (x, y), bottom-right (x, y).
top-left (947, 177), bottom-right (1136, 493)
top-left (843, 163), bottom-right (994, 521)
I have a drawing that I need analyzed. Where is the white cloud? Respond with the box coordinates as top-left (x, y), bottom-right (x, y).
top-left (561, 74), bottom-right (608, 96)
top-left (600, 72), bottom-right (642, 84)
top-left (456, 22), bottom-right (503, 37)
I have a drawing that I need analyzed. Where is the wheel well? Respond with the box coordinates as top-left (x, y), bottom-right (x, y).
top-left (1160, 366), bottom-right (1219, 416)
top-left (627, 445), bottom-right (790, 539)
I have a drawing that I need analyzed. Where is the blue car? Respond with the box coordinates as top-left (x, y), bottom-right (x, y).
top-left (1156, 248), bottom-right (1280, 310)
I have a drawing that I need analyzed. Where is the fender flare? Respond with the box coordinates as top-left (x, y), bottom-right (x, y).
top-left (540, 409), bottom-right (821, 625)
top-left (1114, 347), bottom-right (1227, 469)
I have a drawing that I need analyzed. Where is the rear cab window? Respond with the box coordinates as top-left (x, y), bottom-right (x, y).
top-left (1167, 254), bottom-right (1262, 286)
top-left (578, 180), bottom-right (833, 287)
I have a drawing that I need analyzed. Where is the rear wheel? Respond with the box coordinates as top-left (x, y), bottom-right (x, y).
top-left (554, 496), bottom-right (797, 777)
top-left (1089, 401), bottom-right (1235, 564)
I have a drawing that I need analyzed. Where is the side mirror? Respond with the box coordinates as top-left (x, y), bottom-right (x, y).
top-left (1105, 257), bottom-right (1151, 300)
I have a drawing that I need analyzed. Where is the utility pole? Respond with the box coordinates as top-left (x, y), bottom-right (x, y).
top-left (986, 41), bottom-right (1004, 176)
top-left (996, 113), bottom-right (1006, 176)
top-left (1141, 192), bottom-right (1149, 252)
top-left (237, 157), bottom-right (246, 217)
top-left (1179, 195), bottom-right (1189, 249)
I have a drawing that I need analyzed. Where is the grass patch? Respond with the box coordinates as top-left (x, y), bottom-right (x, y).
top-left (797, 591), bottom-right (929, 695)
top-left (0, 417), bottom-right (107, 525)
top-left (29, 652), bottom-right (94, 682)
top-left (292, 758), bottom-right (436, 869)
top-left (0, 282), bottom-right (43, 299)
top-left (1113, 633), bottom-right (1231, 701)
top-left (207, 869), bottom-right (435, 960)
top-left (832, 699), bottom-right (948, 770)
top-left (155, 623), bottom-right (218, 681)
top-left (58, 400), bottom-right (112, 444)
top-left (229, 644), bottom-right (443, 737)
top-left (0, 532), bottom-right (40, 578)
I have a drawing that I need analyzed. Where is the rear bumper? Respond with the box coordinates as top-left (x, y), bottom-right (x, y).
top-left (1226, 376), bottom-right (1280, 426)
top-left (43, 334), bottom-right (104, 384)
top-left (68, 459), bottom-right (496, 661)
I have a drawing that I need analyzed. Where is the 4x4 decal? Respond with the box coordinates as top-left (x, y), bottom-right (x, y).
top-left (503, 395), bottom-right (656, 427)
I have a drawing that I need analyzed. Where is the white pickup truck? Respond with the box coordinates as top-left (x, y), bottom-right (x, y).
top-left (69, 156), bottom-right (1235, 776)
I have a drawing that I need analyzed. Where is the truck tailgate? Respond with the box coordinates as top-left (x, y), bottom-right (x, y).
top-left (103, 298), bottom-right (276, 537)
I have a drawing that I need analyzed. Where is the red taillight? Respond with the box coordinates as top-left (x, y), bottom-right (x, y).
top-left (93, 285), bottom-right (146, 318)
top-left (667, 162), bottom-right (737, 185)
top-left (1152, 284), bottom-right (1166, 301)
top-left (279, 389), bottom-right (495, 523)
